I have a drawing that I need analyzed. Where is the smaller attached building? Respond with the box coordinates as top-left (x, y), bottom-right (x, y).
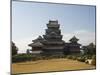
top-left (28, 36), bottom-right (44, 54)
top-left (64, 36), bottom-right (81, 54)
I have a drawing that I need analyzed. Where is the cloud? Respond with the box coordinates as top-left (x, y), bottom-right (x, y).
top-left (62, 30), bottom-right (95, 45)
top-left (13, 30), bottom-right (95, 53)
top-left (12, 36), bottom-right (38, 53)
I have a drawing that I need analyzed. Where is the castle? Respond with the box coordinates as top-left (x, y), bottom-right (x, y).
top-left (28, 20), bottom-right (81, 56)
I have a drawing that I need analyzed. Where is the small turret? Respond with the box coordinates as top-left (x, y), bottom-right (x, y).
top-left (47, 20), bottom-right (60, 28)
top-left (69, 36), bottom-right (79, 43)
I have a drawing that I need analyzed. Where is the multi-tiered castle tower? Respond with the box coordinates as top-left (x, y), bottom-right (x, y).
top-left (42, 20), bottom-right (65, 55)
top-left (29, 20), bottom-right (81, 55)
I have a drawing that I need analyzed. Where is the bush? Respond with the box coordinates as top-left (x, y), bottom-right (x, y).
top-left (72, 56), bottom-right (77, 60)
top-left (42, 56), bottom-right (47, 60)
top-left (86, 55), bottom-right (92, 59)
top-left (67, 55), bottom-right (73, 59)
top-left (91, 55), bottom-right (96, 65)
top-left (77, 57), bottom-right (85, 62)
top-left (12, 54), bottom-right (35, 63)
top-left (66, 55), bottom-right (77, 60)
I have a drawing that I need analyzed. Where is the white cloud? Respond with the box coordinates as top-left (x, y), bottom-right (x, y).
top-left (12, 36), bottom-right (38, 53)
top-left (62, 30), bottom-right (95, 45)
top-left (13, 30), bottom-right (95, 53)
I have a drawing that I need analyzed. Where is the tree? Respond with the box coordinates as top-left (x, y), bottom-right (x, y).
top-left (87, 43), bottom-right (96, 55)
top-left (12, 41), bottom-right (18, 56)
top-left (82, 46), bottom-right (88, 55)
top-left (82, 43), bottom-right (96, 55)
top-left (26, 49), bottom-right (30, 54)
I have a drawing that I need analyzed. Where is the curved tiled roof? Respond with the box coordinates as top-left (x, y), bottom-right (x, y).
top-left (69, 36), bottom-right (79, 42)
top-left (32, 36), bottom-right (44, 43)
top-left (29, 42), bottom-right (43, 47)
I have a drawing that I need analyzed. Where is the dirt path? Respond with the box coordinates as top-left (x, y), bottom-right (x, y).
top-left (12, 58), bottom-right (95, 74)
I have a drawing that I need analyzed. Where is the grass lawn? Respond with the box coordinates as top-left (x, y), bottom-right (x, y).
top-left (12, 58), bottom-right (95, 74)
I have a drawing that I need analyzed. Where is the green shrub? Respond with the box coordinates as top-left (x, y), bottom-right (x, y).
top-left (77, 57), bottom-right (85, 62)
top-left (12, 54), bottom-right (35, 63)
top-left (72, 56), bottom-right (77, 60)
top-left (67, 55), bottom-right (73, 59)
top-left (91, 55), bottom-right (96, 65)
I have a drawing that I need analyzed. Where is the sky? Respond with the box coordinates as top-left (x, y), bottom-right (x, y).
top-left (12, 1), bottom-right (96, 53)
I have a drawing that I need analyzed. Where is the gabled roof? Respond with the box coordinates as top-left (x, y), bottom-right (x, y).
top-left (29, 41), bottom-right (43, 47)
top-left (32, 36), bottom-right (44, 43)
top-left (47, 20), bottom-right (59, 28)
top-left (37, 36), bottom-right (43, 40)
top-left (69, 36), bottom-right (79, 42)
top-left (49, 20), bottom-right (58, 24)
